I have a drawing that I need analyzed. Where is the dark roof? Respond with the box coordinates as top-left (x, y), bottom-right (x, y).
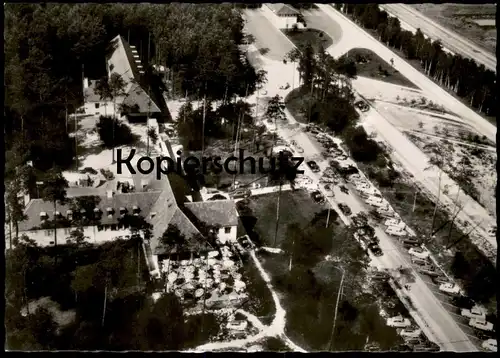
top-left (184, 200), bottom-right (239, 227)
top-left (147, 175), bottom-right (201, 254)
top-left (107, 35), bottom-right (161, 114)
top-left (266, 3), bottom-right (299, 16)
top-left (19, 191), bottom-right (162, 231)
top-left (122, 82), bottom-right (161, 114)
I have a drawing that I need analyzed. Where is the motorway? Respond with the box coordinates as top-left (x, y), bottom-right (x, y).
top-left (242, 7), bottom-right (478, 352)
top-left (314, 5), bottom-right (496, 144)
top-left (380, 4), bottom-right (496, 72)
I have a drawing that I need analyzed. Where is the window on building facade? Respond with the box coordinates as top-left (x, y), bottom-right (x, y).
top-left (225, 227), bottom-right (231, 234)
top-left (97, 225), bottom-right (103, 232)
top-left (95, 103), bottom-right (100, 109)
top-left (45, 229), bottom-right (53, 236)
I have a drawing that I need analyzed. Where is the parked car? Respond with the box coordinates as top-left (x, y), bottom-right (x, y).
top-left (411, 256), bottom-right (430, 266)
top-left (371, 271), bottom-right (390, 281)
top-left (398, 327), bottom-right (422, 339)
top-left (482, 339), bottom-right (497, 352)
top-left (413, 342), bottom-right (441, 352)
top-left (418, 265), bottom-right (440, 277)
top-left (338, 203), bottom-right (352, 216)
top-left (355, 100), bottom-right (370, 112)
top-left (339, 185), bottom-right (349, 194)
top-left (469, 318), bottom-right (494, 332)
top-left (439, 283), bottom-right (462, 295)
top-left (408, 246), bottom-right (430, 259)
top-left (352, 214), bottom-right (369, 228)
top-left (377, 205), bottom-right (396, 218)
top-left (386, 226), bottom-right (407, 237)
top-left (400, 237), bottom-right (421, 247)
top-left (461, 306), bottom-right (487, 320)
top-left (311, 191), bottom-right (325, 204)
top-left (307, 160), bottom-right (320, 173)
top-left (230, 188), bottom-right (252, 199)
top-left (432, 275), bottom-right (451, 285)
top-left (384, 218), bottom-right (404, 229)
top-left (339, 165), bottom-right (359, 176)
top-left (386, 315), bottom-right (411, 328)
top-left (227, 320), bottom-right (248, 331)
top-left (238, 235), bottom-right (254, 250)
top-left (346, 173), bottom-right (361, 181)
top-left (368, 242), bottom-right (383, 256)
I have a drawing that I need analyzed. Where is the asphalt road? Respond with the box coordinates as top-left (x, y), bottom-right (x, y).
top-left (243, 9), bottom-right (294, 61)
top-left (380, 4), bottom-right (496, 72)
top-left (243, 10), bottom-right (478, 352)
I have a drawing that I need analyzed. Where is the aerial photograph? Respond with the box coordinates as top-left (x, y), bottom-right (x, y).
top-left (4, 2), bottom-right (497, 352)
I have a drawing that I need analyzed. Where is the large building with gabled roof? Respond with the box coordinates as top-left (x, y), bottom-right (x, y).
top-left (83, 35), bottom-right (161, 119)
top-left (17, 170), bottom-right (240, 271)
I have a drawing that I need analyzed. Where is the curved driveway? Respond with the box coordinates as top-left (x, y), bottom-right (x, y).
top-left (243, 9), bottom-right (295, 61)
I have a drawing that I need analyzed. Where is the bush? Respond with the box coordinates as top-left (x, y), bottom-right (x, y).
top-left (96, 116), bottom-right (135, 148)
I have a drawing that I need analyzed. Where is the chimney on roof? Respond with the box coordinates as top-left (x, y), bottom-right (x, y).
top-left (107, 190), bottom-right (115, 199)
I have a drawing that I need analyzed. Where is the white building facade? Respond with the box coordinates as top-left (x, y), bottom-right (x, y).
top-left (262, 3), bottom-right (300, 29)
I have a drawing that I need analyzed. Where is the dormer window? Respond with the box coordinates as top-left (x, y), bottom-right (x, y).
top-left (132, 206), bottom-right (140, 215)
top-left (40, 212), bottom-right (48, 221)
top-left (119, 207), bottom-right (127, 216)
top-left (150, 212), bottom-right (157, 219)
top-left (55, 211), bottom-right (61, 218)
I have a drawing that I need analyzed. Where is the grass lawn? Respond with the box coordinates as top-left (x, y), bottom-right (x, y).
top-left (241, 256), bottom-right (276, 326)
top-left (246, 189), bottom-right (327, 247)
top-left (339, 48), bottom-right (418, 89)
top-left (282, 28), bottom-right (333, 53)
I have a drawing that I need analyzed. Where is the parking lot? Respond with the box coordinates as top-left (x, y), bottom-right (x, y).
top-left (276, 120), bottom-right (494, 350)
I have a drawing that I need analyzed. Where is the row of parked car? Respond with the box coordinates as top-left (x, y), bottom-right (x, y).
top-left (351, 214), bottom-right (383, 257)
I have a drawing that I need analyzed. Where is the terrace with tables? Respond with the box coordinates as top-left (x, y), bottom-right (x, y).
top-left (158, 245), bottom-right (249, 310)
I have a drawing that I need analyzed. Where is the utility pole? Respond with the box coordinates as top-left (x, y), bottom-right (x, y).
top-left (201, 83), bottom-right (207, 160)
top-left (326, 207), bottom-right (331, 228)
top-left (147, 32), bottom-right (151, 65)
top-left (429, 168), bottom-right (443, 239)
top-left (447, 189), bottom-right (461, 245)
top-left (328, 267), bottom-right (345, 351)
top-left (201, 241), bottom-right (209, 332)
top-left (412, 190), bottom-right (417, 213)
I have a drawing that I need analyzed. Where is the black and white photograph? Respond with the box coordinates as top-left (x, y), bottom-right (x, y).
top-left (4, 2), bottom-right (497, 352)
